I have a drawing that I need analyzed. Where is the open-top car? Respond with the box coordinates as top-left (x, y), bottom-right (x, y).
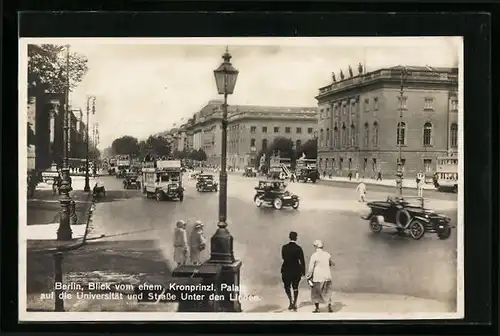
top-left (123, 172), bottom-right (141, 190)
top-left (196, 174), bottom-right (218, 192)
top-left (243, 167), bottom-right (257, 177)
top-left (254, 180), bottom-right (299, 210)
top-left (361, 195), bottom-right (454, 240)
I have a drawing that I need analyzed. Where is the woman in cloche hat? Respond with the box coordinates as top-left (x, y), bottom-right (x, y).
top-left (306, 240), bottom-right (335, 313)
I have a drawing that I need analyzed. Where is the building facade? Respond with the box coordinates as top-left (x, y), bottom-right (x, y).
top-left (315, 66), bottom-right (459, 179)
top-left (26, 84), bottom-right (89, 172)
top-left (184, 100), bottom-right (318, 167)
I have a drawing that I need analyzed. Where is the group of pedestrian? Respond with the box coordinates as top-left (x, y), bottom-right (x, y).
top-left (173, 220), bottom-right (207, 266)
top-left (281, 231), bottom-right (335, 313)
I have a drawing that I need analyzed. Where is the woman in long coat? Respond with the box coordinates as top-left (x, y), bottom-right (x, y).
top-left (189, 221), bottom-right (207, 265)
top-left (306, 240), bottom-right (335, 313)
top-left (173, 220), bottom-right (189, 266)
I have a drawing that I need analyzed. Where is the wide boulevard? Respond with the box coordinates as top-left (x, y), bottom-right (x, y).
top-left (84, 172), bottom-right (458, 311)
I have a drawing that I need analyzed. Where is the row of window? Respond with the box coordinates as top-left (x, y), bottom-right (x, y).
top-left (319, 122), bottom-right (458, 148)
top-left (248, 126), bottom-right (314, 134)
top-left (396, 122), bottom-right (458, 147)
top-left (247, 138), bottom-right (303, 151)
top-left (320, 97), bottom-right (459, 118)
top-left (319, 123), bottom-right (379, 148)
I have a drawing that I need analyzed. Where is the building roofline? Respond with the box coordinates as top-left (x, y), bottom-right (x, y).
top-left (318, 65), bottom-right (458, 91)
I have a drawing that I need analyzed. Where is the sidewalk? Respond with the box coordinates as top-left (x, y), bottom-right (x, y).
top-left (320, 176), bottom-right (436, 190)
top-left (26, 177), bottom-right (96, 240)
top-left (240, 284), bottom-right (454, 314)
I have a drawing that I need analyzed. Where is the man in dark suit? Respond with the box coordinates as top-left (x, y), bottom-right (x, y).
top-left (281, 231), bottom-right (306, 311)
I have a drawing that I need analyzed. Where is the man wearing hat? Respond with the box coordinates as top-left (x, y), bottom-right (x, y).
top-left (173, 220), bottom-right (189, 266)
top-left (307, 239), bottom-right (334, 313)
top-left (281, 231), bottom-right (306, 311)
top-left (190, 220), bottom-right (207, 265)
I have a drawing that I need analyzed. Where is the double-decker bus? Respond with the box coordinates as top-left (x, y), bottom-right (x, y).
top-left (434, 155), bottom-right (458, 193)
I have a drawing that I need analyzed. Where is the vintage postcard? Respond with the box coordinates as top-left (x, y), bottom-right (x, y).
top-left (19, 36), bottom-right (463, 321)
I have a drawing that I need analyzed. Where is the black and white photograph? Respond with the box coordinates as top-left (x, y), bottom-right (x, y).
top-left (19, 37), bottom-right (463, 321)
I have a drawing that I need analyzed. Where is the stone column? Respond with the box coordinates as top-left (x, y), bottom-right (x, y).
top-left (47, 99), bottom-right (60, 166)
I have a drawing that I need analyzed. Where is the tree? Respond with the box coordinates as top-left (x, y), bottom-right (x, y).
top-left (144, 135), bottom-right (171, 158)
top-left (28, 44), bottom-right (89, 94)
top-left (188, 148), bottom-right (207, 162)
top-left (266, 137), bottom-right (296, 160)
top-left (90, 145), bottom-right (101, 161)
top-left (197, 149), bottom-right (207, 162)
top-left (172, 149), bottom-right (190, 160)
top-left (298, 139), bottom-right (318, 159)
top-left (111, 136), bottom-right (140, 156)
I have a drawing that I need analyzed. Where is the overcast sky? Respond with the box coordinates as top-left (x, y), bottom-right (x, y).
top-left (22, 37), bottom-right (462, 149)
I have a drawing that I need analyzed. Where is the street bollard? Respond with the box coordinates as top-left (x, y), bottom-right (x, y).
top-left (53, 252), bottom-right (64, 312)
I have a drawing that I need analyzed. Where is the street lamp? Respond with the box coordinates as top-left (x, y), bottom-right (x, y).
top-left (396, 66), bottom-right (409, 198)
top-left (57, 45), bottom-right (73, 241)
top-left (84, 96), bottom-right (96, 192)
top-left (209, 47), bottom-right (241, 311)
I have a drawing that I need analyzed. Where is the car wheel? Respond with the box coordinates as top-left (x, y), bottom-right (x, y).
top-left (452, 185), bottom-right (458, 193)
top-left (273, 197), bottom-right (283, 210)
top-left (409, 220), bottom-right (425, 240)
top-left (254, 195), bottom-right (263, 207)
top-left (437, 227), bottom-right (452, 240)
top-left (292, 199), bottom-right (299, 209)
top-left (156, 191), bottom-right (163, 202)
top-left (369, 217), bottom-right (383, 234)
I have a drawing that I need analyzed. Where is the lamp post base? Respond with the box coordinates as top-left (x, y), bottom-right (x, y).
top-left (57, 198), bottom-right (73, 241)
top-left (204, 259), bottom-right (242, 312)
top-left (209, 223), bottom-right (235, 264)
top-left (57, 167), bottom-right (73, 241)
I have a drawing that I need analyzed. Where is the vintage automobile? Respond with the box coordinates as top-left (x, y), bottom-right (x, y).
top-left (297, 169), bottom-right (320, 183)
top-left (361, 196), bottom-right (454, 240)
top-left (123, 173), bottom-right (141, 190)
top-left (253, 180), bottom-right (299, 210)
top-left (242, 167), bottom-right (257, 177)
top-left (196, 174), bottom-right (218, 192)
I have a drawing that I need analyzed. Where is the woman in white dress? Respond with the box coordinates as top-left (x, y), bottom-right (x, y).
top-left (306, 240), bottom-right (335, 313)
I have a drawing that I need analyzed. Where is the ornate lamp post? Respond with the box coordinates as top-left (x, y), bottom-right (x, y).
top-left (209, 47), bottom-right (241, 312)
top-left (84, 96), bottom-right (96, 192)
top-left (57, 45), bottom-right (73, 241)
top-left (396, 66), bottom-right (409, 198)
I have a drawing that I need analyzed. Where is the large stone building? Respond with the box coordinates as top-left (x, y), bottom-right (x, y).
top-left (184, 100), bottom-right (318, 167)
top-left (26, 83), bottom-right (89, 172)
top-left (315, 65), bottom-right (459, 179)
